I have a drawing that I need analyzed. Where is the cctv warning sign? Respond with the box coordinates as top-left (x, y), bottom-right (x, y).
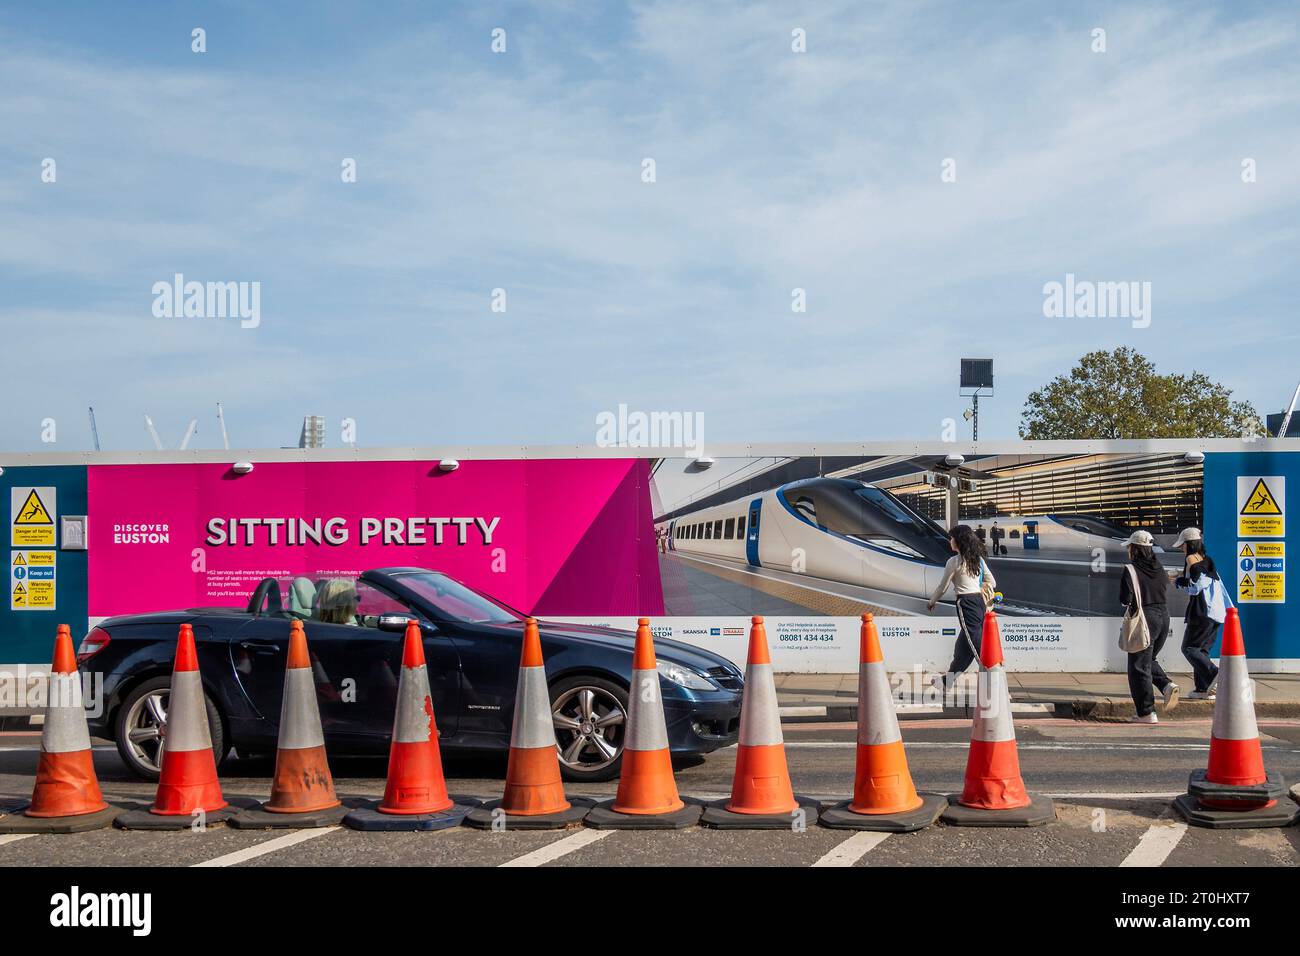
top-left (1237, 540), bottom-right (1284, 604)
top-left (1238, 476), bottom-right (1284, 538)
top-left (11, 487), bottom-right (56, 547)
top-left (10, 549), bottom-right (56, 610)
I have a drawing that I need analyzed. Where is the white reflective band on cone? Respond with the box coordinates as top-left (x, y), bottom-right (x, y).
top-left (625, 669), bottom-right (670, 752)
top-left (1211, 656), bottom-right (1259, 742)
top-left (972, 666), bottom-right (1016, 743)
top-left (857, 661), bottom-right (901, 746)
top-left (738, 662), bottom-right (783, 747)
top-left (277, 667), bottom-right (327, 750)
top-left (392, 664), bottom-right (435, 744)
top-left (166, 670), bottom-right (214, 752)
top-left (511, 666), bottom-right (556, 750)
top-left (42, 673), bottom-right (92, 754)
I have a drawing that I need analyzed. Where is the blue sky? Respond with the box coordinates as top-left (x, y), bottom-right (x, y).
top-left (2, 0), bottom-right (1298, 452)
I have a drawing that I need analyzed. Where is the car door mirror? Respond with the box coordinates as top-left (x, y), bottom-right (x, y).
top-left (376, 614), bottom-right (417, 633)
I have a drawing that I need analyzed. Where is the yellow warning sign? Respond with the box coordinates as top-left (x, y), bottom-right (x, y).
top-left (10, 486), bottom-right (57, 547)
top-left (9, 549), bottom-right (56, 610)
top-left (1238, 476), bottom-right (1285, 537)
top-left (14, 489), bottom-right (52, 525)
top-left (1237, 540), bottom-right (1285, 604)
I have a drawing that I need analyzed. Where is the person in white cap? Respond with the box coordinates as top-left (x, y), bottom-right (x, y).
top-left (1171, 528), bottom-right (1223, 699)
top-left (1118, 530), bottom-right (1178, 723)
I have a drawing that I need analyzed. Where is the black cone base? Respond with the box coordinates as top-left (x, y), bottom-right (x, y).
top-left (819, 793), bottom-right (947, 832)
top-left (940, 793), bottom-right (1055, 828)
top-left (1172, 793), bottom-right (1300, 829)
top-left (463, 796), bottom-right (595, 831)
top-left (0, 803), bottom-right (123, 834)
top-left (584, 797), bottom-right (703, 830)
top-left (700, 795), bottom-right (821, 830)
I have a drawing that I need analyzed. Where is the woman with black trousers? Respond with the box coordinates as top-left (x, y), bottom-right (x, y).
top-left (1172, 528), bottom-right (1224, 700)
top-left (1119, 530), bottom-right (1179, 723)
top-left (926, 524), bottom-right (993, 696)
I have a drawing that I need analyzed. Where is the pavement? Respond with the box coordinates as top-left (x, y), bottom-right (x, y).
top-left (2, 715), bottom-right (1299, 868)
top-left (775, 671), bottom-right (1300, 721)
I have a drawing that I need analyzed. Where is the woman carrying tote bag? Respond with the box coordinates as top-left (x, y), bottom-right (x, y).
top-left (1118, 530), bottom-right (1178, 723)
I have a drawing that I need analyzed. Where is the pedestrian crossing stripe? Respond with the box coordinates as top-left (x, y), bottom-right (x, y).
top-left (1240, 478), bottom-right (1282, 515)
top-left (12, 552), bottom-right (26, 566)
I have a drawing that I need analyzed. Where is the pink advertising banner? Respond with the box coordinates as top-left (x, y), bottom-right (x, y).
top-left (87, 459), bottom-right (663, 618)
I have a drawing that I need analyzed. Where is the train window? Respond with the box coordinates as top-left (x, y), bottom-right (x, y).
top-left (713, 520), bottom-right (723, 539)
top-left (737, 516), bottom-right (746, 538)
top-left (724, 517), bottom-right (735, 539)
top-left (703, 523), bottom-right (711, 540)
top-left (792, 495), bottom-right (818, 524)
top-left (691, 524), bottom-right (698, 539)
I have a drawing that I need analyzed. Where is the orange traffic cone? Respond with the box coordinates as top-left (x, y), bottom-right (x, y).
top-left (466, 618), bottom-right (588, 829)
top-left (1174, 609), bottom-right (1296, 827)
top-left (3, 625), bottom-right (118, 833)
top-left (821, 615), bottom-right (945, 831)
top-left (1205, 609), bottom-right (1267, 792)
top-left (264, 621), bottom-right (339, 814)
top-left (379, 620), bottom-right (453, 815)
top-left (344, 620), bottom-right (472, 831)
top-left (587, 618), bottom-right (700, 829)
top-left (702, 616), bottom-right (816, 828)
top-left (151, 624), bottom-right (227, 816)
top-left (941, 612), bottom-right (1053, 826)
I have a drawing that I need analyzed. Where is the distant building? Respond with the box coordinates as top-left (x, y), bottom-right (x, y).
top-left (299, 415), bottom-right (325, 449)
top-left (1266, 413), bottom-right (1300, 438)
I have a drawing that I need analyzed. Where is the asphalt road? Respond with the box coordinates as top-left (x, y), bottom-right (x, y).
top-left (2, 715), bottom-right (1299, 868)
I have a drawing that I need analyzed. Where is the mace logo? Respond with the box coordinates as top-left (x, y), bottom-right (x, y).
top-left (49, 886), bottom-right (152, 936)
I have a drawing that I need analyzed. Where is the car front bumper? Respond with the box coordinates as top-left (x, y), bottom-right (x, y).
top-left (663, 691), bottom-right (742, 755)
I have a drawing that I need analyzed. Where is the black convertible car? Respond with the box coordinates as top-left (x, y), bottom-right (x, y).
top-left (80, 568), bottom-right (743, 782)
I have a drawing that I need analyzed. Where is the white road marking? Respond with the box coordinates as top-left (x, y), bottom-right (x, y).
top-left (0, 833), bottom-right (39, 847)
top-left (498, 828), bottom-right (613, 867)
top-left (1120, 816), bottom-right (1189, 868)
top-left (812, 831), bottom-right (891, 867)
top-left (191, 826), bottom-right (340, 867)
top-left (781, 741), bottom-right (1298, 754)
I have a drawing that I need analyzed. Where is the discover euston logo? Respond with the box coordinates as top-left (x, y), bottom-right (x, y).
top-left (50, 886), bottom-right (151, 936)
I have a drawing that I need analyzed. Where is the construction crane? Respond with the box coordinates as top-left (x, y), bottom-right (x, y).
top-left (87, 407), bottom-right (101, 452)
top-left (143, 414), bottom-right (198, 450)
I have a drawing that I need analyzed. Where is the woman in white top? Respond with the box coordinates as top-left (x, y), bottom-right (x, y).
top-left (926, 525), bottom-right (994, 692)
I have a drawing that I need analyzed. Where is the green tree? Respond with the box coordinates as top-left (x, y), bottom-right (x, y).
top-left (1019, 348), bottom-right (1264, 439)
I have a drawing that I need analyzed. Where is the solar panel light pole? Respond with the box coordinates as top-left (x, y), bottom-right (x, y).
top-left (960, 358), bottom-right (993, 441)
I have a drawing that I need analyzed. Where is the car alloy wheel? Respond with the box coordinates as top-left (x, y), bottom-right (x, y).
top-left (551, 685), bottom-right (626, 773)
top-left (123, 687), bottom-right (169, 775)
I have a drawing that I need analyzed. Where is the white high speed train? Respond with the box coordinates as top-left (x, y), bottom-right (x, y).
top-left (658, 478), bottom-right (954, 601)
top-left (972, 514), bottom-right (1165, 555)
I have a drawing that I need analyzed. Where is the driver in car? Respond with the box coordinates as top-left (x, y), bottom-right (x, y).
top-left (316, 579), bottom-right (361, 625)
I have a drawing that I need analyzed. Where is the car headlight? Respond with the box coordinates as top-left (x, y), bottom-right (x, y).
top-left (656, 660), bottom-right (716, 690)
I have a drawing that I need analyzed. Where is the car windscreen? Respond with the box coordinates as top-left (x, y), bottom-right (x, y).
top-left (393, 572), bottom-right (522, 624)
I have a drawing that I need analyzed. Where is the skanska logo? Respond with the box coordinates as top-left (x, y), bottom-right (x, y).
top-left (50, 886), bottom-right (151, 936)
